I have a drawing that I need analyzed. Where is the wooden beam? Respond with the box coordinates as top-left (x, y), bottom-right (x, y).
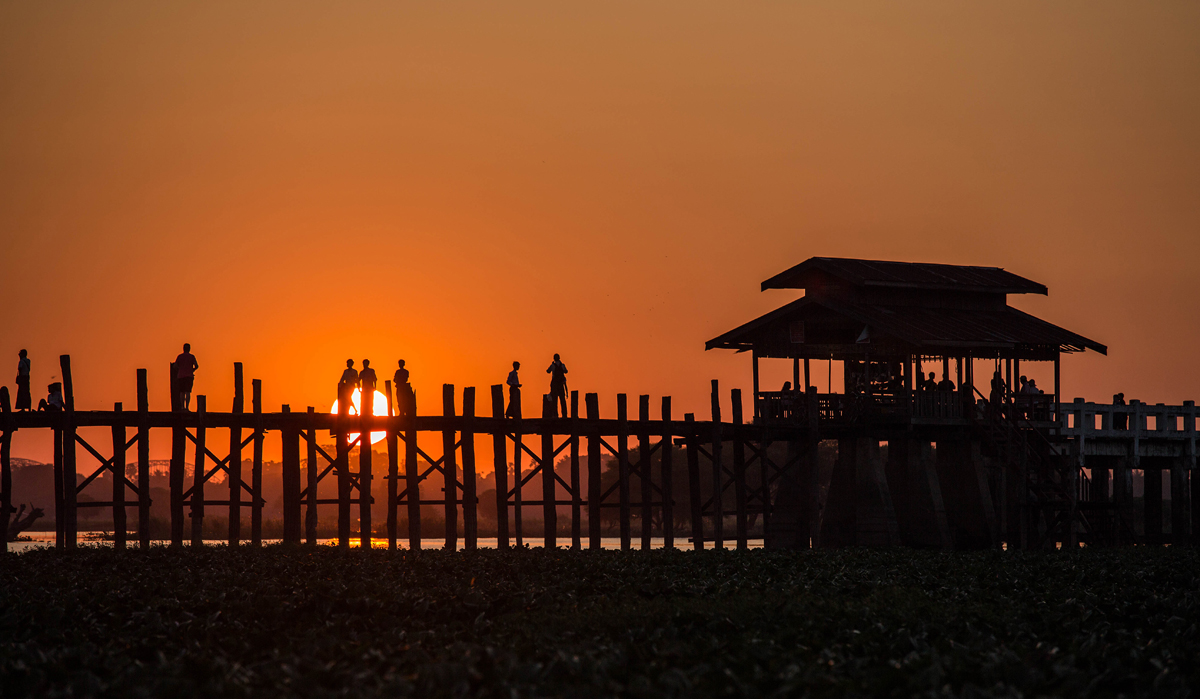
top-left (137, 369), bottom-right (151, 550)
top-left (229, 363), bottom-right (243, 547)
top-left (731, 388), bottom-right (748, 550)
top-left (639, 395), bottom-right (652, 550)
top-left (305, 407), bottom-right (318, 546)
top-left (61, 355), bottom-right (77, 550)
top-left (570, 391), bottom-right (581, 550)
top-left (0, 387), bottom-right (11, 555)
top-left (710, 380), bottom-right (724, 549)
top-left (541, 394), bottom-right (556, 549)
top-left (617, 394), bottom-right (630, 551)
top-left (406, 390), bottom-right (421, 550)
top-left (684, 413), bottom-right (703, 550)
top-left (252, 378), bottom-right (263, 546)
top-left (586, 393), bottom-right (601, 550)
top-left (359, 378), bottom-right (373, 550)
top-left (661, 396), bottom-right (673, 550)
top-left (442, 384), bottom-right (458, 551)
top-left (281, 404), bottom-right (301, 545)
top-left (386, 382), bottom-right (398, 551)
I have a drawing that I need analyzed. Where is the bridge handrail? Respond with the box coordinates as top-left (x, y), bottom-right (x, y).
top-left (1058, 399), bottom-right (1198, 439)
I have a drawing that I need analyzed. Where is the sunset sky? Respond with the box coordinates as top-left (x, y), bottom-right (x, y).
top-left (3, 1), bottom-right (1198, 462)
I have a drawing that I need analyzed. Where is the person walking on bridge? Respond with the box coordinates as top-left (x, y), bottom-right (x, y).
top-left (547, 354), bottom-right (569, 417)
top-left (14, 349), bottom-right (31, 411)
top-left (174, 343), bottom-right (199, 411)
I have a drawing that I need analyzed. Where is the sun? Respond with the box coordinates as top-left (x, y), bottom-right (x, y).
top-left (330, 388), bottom-right (389, 445)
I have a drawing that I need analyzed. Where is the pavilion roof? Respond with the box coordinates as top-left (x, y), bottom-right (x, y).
top-left (761, 257), bottom-right (1048, 295)
top-left (705, 297), bottom-right (1107, 355)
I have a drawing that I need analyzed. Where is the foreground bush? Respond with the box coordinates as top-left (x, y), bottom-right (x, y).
top-left (1, 546), bottom-right (1196, 697)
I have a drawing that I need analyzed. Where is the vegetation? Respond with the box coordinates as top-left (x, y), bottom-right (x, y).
top-left (1, 546), bottom-right (1197, 697)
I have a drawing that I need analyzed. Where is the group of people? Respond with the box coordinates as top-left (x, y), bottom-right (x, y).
top-left (504, 354), bottom-right (569, 418)
top-left (917, 371), bottom-right (958, 393)
top-left (10, 349), bottom-right (64, 412)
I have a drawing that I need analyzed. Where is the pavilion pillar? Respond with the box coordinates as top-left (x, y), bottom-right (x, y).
top-left (751, 351), bottom-right (760, 420)
top-left (819, 436), bottom-right (898, 547)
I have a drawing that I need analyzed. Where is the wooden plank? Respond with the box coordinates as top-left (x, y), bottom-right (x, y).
top-left (306, 407), bottom-right (318, 546)
top-left (191, 397), bottom-right (206, 547)
top-left (359, 378), bottom-right (372, 550)
top-left (685, 413), bottom-right (703, 550)
top-left (137, 369), bottom-right (151, 550)
top-left (229, 363), bottom-right (243, 547)
top-left (710, 380), bottom-right (724, 549)
top-left (405, 390), bottom-right (421, 550)
top-left (442, 384), bottom-right (458, 551)
top-left (638, 395), bottom-right (651, 549)
top-left (0, 387), bottom-right (11, 555)
top-left (386, 381), bottom-right (398, 551)
top-left (542, 395), bottom-right (557, 549)
top-left (491, 385), bottom-right (509, 549)
top-left (462, 387), bottom-right (477, 551)
top-left (281, 405), bottom-right (301, 545)
top-left (586, 393), bottom-right (601, 550)
top-left (661, 396), bottom-right (673, 550)
top-left (731, 388), bottom-right (748, 550)
top-left (570, 391), bottom-right (581, 550)
top-left (617, 394), bottom-right (630, 551)
top-left (61, 355), bottom-right (77, 549)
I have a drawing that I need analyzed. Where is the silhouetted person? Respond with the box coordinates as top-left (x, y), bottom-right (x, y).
top-left (547, 353), bottom-right (568, 417)
top-left (505, 361), bottom-right (522, 419)
top-left (339, 359), bottom-right (359, 412)
top-left (359, 359), bottom-right (377, 401)
top-left (988, 370), bottom-right (1005, 418)
top-left (174, 343), bottom-right (199, 411)
top-left (937, 373), bottom-right (955, 392)
top-left (14, 349), bottom-right (31, 411)
top-left (394, 359), bottom-right (413, 414)
top-left (38, 382), bottom-right (64, 412)
top-left (1113, 393), bottom-right (1127, 430)
top-left (923, 372), bottom-right (938, 392)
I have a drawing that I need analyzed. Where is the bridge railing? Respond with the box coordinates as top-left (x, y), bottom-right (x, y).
top-left (1058, 398), bottom-right (1199, 439)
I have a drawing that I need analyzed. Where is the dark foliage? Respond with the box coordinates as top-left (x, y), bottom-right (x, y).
top-left (1, 547), bottom-right (1197, 698)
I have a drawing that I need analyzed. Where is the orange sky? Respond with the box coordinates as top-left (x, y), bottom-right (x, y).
top-left (3, 1), bottom-right (1199, 463)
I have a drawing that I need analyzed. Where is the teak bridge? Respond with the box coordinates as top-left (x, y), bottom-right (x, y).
top-left (2, 258), bottom-right (1197, 553)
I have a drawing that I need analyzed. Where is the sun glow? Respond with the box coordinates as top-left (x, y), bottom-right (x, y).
top-left (330, 388), bottom-right (389, 445)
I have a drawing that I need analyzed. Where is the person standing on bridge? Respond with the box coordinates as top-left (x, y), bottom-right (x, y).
top-left (505, 361), bottom-right (522, 419)
top-left (547, 353), bottom-right (568, 417)
top-left (394, 359), bottom-right (414, 415)
top-left (14, 349), bottom-right (31, 411)
top-left (174, 343), bottom-right (199, 411)
top-left (338, 359), bottom-right (359, 413)
top-left (359, 359), bottom-right (377, 404)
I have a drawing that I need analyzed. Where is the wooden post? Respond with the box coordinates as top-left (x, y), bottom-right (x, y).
top-left (661, 396), bottom-right (674, 550)
top-left (169, 398), bottom-right (185, 548)
top-left (110, 402), bottom-right (126, 550)
top-left (685, 413), bottom-right (703, 550)
top-left (731, 388), bottom-right (748, 550)
top-left (710, 380), bottom-right (724, 549)
top-left (804, 358), bottom-right (811, 391)
top-left (359, 379), bottom-right (373, 550)
top-left (281, 405), bottom-right (301, 545)
top-left (514, 408), bottom-right (523, 548)
top-left (541, 395), bottom-right (557, 549)
top-left (191, 397), bottom-right (206, 547)
top-left (752, 352), bottom-right (760, 420)
top-left (793, 358), bottom-right (800, 395)
top-left (53, 411), bottom-right (63, 549)
top-left (1054, 354), bottom-right (1061, 430)
top-left (229, 363), bottom-right (243, 547)
top-left (251, 378), bottom-right (263, 547)
top-left (306, 407), bottom-right (318, 546)
top-left (570, 391), bottom-right (581, 550)
top-left (585, 393), bottom-right (601, 550)
top-left (462, 387), bottom-right (477, 550)
top-left (386, 381), bottom-right (398, 551)
top-left (638, 395), bottom-right (652, 549)
top-left (335, 372), bottom-right (349, 549)
top-left (0, 387), bottom-right (11, 555)
top-left (617, 393), bottom-right (631, 551)
top-left (405, 390), bottom-right (421, 550)
top-left (137, 369), bottom-right (151, 550)
top-left (60, 355), bottom-right (77, 549)
top-left (442, 384), bottom-right (458, 551)
top-left (491, 385), bottom-right (509, 549)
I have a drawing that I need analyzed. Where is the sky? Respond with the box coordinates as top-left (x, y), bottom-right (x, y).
top-left (2, 1), bottom-right (1199, 463)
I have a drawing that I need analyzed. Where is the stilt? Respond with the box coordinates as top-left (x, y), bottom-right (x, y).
top-left (684, 413), bottom-right (704, 550)
top-left (661, 396), bottom-right (673, 550)
top-left (491, 385), bottom-right (508, 549)
top-left (137, 369), bottom-right (151, 550)
top-left (617, 394), bottom-right (630, 550)
top-left (462, 387), bottom-right (477, 550)
top-left (191, 397), bottom-right (206, 547)
top-left (586, 393), bottom-right (601, 550)
top-left (229, 363), bottom-right (244, 547)
top-left (251, 379), bottom-right (263, 547)
top-left (638, 395), bottom-right (651, 549)
top-left (541, 395), bottom-right (557, 549)
top-left (442, 384), bottom-right (458, 551)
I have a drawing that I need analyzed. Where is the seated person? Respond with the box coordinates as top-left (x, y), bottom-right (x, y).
top-left (38, 382), bottom-right (64, 412)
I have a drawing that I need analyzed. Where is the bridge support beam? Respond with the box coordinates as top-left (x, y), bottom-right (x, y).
top-left (819, 437), bottom-right (898, 547)
top-left (935, 437), bottom-right (998, 550)
top-left (886, 438), bottom-right (950, 549)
